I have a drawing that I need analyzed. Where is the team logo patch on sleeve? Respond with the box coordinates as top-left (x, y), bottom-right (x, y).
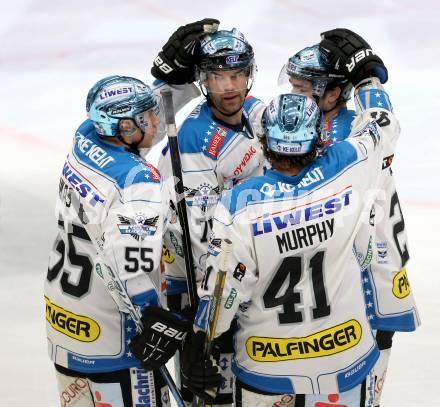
top-left (246, 319), bottom-right (362, 362)
top-left (117, 212), bottom-right (159, 240)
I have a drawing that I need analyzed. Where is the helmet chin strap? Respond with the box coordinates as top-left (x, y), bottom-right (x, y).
top-left (117, 126), bottom-right (145, 153)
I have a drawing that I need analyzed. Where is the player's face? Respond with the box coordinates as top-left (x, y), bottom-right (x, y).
top-left (206, 69), bottom-right (249, 115)
top-left (119, 110), bottom-right (163, 148)
top-left (119, 118), bottom-right (142, 141)
top-left (318, 87), bottom-right (341, 113)
top-left (289, 76), bottom-right (314, 98)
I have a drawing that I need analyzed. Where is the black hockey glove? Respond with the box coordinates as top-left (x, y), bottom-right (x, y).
top-left (151, 18), bottom-right (220, 85)
top-left (129, 307), bottom-right (190, 370)
top-left (180, 330), bottom-right (223, 403)
top-left (319, 28), bottom-right (388, 86)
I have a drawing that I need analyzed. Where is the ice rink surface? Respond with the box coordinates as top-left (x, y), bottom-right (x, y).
top-left (0, 0), bottom-right (439, 405)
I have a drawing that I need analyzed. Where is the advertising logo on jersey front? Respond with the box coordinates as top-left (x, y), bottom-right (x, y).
top-left (233, 145), bottom-right (257, 176)
top-left (45, 296), bottom-right (101, 342)
top-left (246, 319), bottom-right (362, 362)
top-left (252, 188), bottom-right (352, 255)
top-left (207, 125), bottom-right (228, 158)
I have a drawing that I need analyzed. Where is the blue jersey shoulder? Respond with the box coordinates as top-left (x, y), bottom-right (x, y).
top-left (178, 102), bottom-right (213, 155)
top-left (243, 95), bottom-right (261, 112)
top-left (178, 102), bottom-right (235, 160)
top-left (73, 119), bottom-right (161, 189)
top-left (178, 96), bottom-right (262, 160)
top-left (328, 107), bottom-right (356, 143)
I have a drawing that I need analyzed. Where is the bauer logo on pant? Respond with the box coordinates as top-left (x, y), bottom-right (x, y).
top-left (246, 320), bottom-right (362, 362)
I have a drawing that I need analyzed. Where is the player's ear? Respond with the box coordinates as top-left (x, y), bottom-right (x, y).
top-left (327, 86), bottom-right (341, 104)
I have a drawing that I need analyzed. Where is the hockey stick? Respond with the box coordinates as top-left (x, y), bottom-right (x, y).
top-left (200, 238), bottom-right (233, 407)
top-left (161, 89), bottom-right (199, 313)
top-left (204, 238), bottom-right (233, 356)
top-left (71, 199), bottom-right (185, 407)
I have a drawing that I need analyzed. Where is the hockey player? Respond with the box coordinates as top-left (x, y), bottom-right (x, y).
top-left (149, 23), bottom-right (266, 406)
top-left (44, 75), bottom-right (192, 407)
top-left (280, 31), bottom-right (420, 406)
top-left (181, 32), bottom-right (407, 407)
top-left (278, 43), bottom-right (354, 127)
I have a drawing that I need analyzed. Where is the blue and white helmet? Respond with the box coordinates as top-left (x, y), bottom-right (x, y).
top-left (197, 28), bottom-right (256, 93)
top-left (278, 44), bottom-right (351, 99)
top-left (198, 28), bottom-right (255, 72)
top-left (278, 45), bottom-right (335, 97)
top-left (263, 93), bottom-right (323, 156)
top-left (86, 75), bottom-right (164, 143)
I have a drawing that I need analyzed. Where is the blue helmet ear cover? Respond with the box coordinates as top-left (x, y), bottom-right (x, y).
top-left (263, 93), bottom-right (323, 156)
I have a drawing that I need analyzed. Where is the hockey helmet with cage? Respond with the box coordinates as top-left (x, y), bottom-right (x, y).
top-left (263, 93), bottom-right (323, 156)
top-left (86, 75), bottom-right (165, 145)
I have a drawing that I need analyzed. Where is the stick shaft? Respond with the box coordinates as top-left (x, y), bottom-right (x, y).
top-left (204, 238), bottom-right (233, 356)
top-left (161, 89), bottom-right (199, 312)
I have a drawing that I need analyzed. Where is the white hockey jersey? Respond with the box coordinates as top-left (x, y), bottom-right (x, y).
top-left (45, 120), bottom-right (167, 373)
top-left (358, 169), bottom-right (420, 331)
top-left (318, 83), bottom-right (419, 332)
top-left (351, 82), bottom-right (420, 331)
top-left (158, 96), bottom-right (267, 295)
top-left (195, 82), bottom-right (400, 394)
